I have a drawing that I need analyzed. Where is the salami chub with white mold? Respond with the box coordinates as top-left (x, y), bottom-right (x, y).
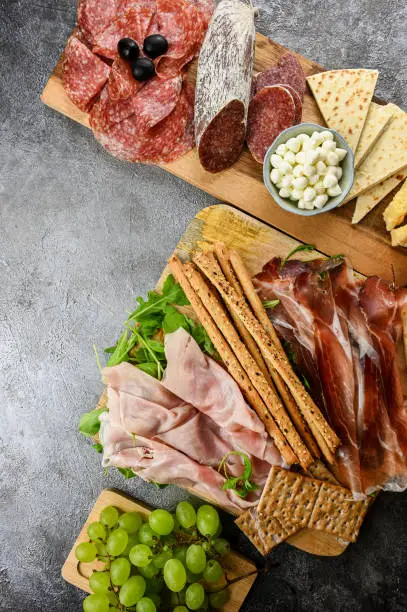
top-left (194, 0), bottom-right (256, 173)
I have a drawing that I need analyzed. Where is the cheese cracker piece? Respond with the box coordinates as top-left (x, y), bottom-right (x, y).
top-left (352, 167), bottom-right (407, 224)
top-left (308, 482), bottom-right (369, 542)
top-left (390, 224), bottom-right (407, 247)
top-left (383, 178), bottom-right (407, 230)
top-left (354, 102), bottom-right (393, 168)
top-left (306, 68), bottom-right (378, 152)
top-left (344, 103), bottom-right (407, 203)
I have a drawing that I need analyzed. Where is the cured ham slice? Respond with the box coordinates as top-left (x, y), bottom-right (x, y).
top-left (254, 256), bottom-right (407, 495)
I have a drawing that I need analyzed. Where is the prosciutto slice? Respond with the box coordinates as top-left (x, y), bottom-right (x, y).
top-left (254, 256), bottom-right (407, 495)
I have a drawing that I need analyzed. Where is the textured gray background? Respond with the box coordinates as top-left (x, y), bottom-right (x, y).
top-left (1, 0), bottom-right (407, 610)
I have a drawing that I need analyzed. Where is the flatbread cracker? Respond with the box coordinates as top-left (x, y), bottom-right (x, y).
top-left (352, 167), bottom-right (407, 224)
top-left (235, 507), bottom-right (298, 555)
top-left (390, 224), bottom-right (407, 247)
top-left (235, 509), bottom-right (267, 555)
top-left (383, 178), bottom-right (407, 231)
top-left (354, 102), bottom-right (393, 168)
top-left (306, 69), bottom-right (378, 152)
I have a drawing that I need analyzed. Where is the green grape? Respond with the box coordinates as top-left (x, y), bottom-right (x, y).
top-left (110, 557), bottom-right (131, 586)
top-left (147, 593), bottom-right (161, 607)
top-left (123, 532), bottom-right (140, 556)
top-left (173, 608), bottom-right (188, 612)
top-left (185, 583), bottom-right (205, 610)
top-left (186, 544), bottom-right (206, 574)
top-left (170, 589), bottom-right (186, 606)
top-left (213, 521), bottom-right (223, 538)
top-left (135, 596), bottom-right (157, 612)
top-left (203, 559), bottom-right (223, 584)
top-left (138, 563), bottom-right (158, 579)
top-left (100, 506), bottom-right (119, 528)
top-left (186, 569), bottom-right (202, 584)
top-left (119, 575), bottom-right (146, 607)
top-left (209, 589), bottom-right (230, 609)
top-left (163, 558), bottom-right (187, 592)
top-left (173, 546), bottom-right (188, 565)
top-left (172, 513), bottom-right (181, 532)
top-left (83, 593), bottom-right (109, 612)
top-left (148, 509), bottom-right (174, 536)
top-left (213, 538), bottom-right (230, 557)
top-left (152, 549), bottom-right (172, 569)
top-left (202, 541), bottom-right (211, 553)
top-left (106, 528), bottom-right (128, 557)
top-left (176, 501), bottom-right (196, 529)
top-left (96, 542), bottom-right (108, 558)
top-left (129, 544), bottom-right (153, 567)
top-left (145, 575), bottom-right (164, 594)
top-left (196, 505), bottom-right (220, 538)
top-left (118, 511), bottom-right (143, 534)
top-left (198, 593), bottom-right (209, 611)
top-left (76, 542), bottom-right (97, 563)
top-left (138, 523), bottom-right (158, 547)
top-left (108, 608), bottom-right (120, 612)
top-left (87, 521), bottom-right (107, 542)
top-left (89, 571), bottom-right (110, 593)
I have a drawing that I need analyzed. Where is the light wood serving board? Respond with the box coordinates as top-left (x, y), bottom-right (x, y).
top-left (62, 488), bottom-right (258, 611)
top-left (41, 31), bottom-right (407, 284)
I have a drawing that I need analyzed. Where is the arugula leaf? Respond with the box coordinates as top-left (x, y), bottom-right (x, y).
top-left (262, 299), bottom-right (280, 310)
top-left (107, 330), bottom-right (130, 367)
top-left (104, 346), bottom-right (116, 354)
top-left (128, 274), bottom-right (189, 323)
top-left (118, 467), bottom-right (137, 479)
top-left (218, 451), bottom-right (259, 499)
top-left (162, 306), bottom-right (190, 334)
top-left (150, 481), bottom-right (168, 489)
top-left (79, 407), bottom-right (108, 437)
top-left (189, 320), bottom-right (216, 357)
top-left (280, 244), bottom-right (315, 270)
top-left (136, 362), bottom-right (159, 378)
top-left (93, 443), bottom-right (104, 453)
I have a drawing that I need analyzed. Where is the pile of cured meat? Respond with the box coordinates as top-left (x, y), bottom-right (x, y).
top-left (99, 328), bottom-right (282, 513)
top-left (254, 256), bottom-right (407, 496)
top-left (62, 0), bottom-right (214, 163)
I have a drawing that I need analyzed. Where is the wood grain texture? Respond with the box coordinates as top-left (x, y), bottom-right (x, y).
top-left (41, 33), bottom-right (407, 284)
top-left (62, 488), bottom-right (257, 611)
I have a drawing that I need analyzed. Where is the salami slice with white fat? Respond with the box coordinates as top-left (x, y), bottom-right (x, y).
top-left (246, 85), bottom-right (296, 163)
top-left (254, 53), bottom-right (306, 101)
top-left (278, 84), bottom-right (302, 124)
top-left (77, 0), bottom-right (117, 44)
top-left (107, 57), bottom-right (144, 101)
top-left (63, 36), bottom-right (110, 111)
top-left (194, 0), bottom-right (255, 172)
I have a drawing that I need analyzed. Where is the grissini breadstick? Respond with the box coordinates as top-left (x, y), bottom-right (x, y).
top-left (184, 262), bottom-right (313, 469)
top-left (168, 255), bottom-right (297, 465)
top-left (193, 251), bottom-right (340, 462)
top-left (228, 248), bottom-right (320, 458)
top-left (214, 242), bottom-right (272, 384)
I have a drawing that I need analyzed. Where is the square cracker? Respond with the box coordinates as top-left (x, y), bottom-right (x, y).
top-left (235, 506), bottom-right (299, 556)
top-left (235, 508), bottom-right (267, 555)
top-left (308, 482), bottom-right (369, 542)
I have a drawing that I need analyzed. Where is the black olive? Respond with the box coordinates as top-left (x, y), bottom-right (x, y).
top-left (117, 38), bottom-right (140, 61)
top-left (143, 34), bottom-right (169, 59)
top-left (131, 57), bottom-right (156, 81)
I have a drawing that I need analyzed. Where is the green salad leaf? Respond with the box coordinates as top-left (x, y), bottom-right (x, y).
top-left (218, 451), bottom-right (259, 499)
top-left (79, 407), bottom-right (108, 437)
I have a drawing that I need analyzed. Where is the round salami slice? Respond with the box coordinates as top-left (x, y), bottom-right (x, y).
top-left (89, 86), bottom-right (135, 132)
top-left (77, 0), bottom-right (117, 44)
top-left (190, 0), bottom-right (216, 29)
top-left (246, 85), bottom-right (296, 164)
top-left (132, 74), bottom-right (183, 131)
top-left (117, 0), bottom-right (156, 17)
top-left (154, 0), bottom-right (203, 78)
top-left (279, 84), bottom-right (302, 124)
top-left (253, 53), bottom-right (306, 102)
top-left (63, 36), bottom-right (110, 112)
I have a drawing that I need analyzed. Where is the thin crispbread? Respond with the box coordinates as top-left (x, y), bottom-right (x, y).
top-left (235, 506), bottom-right (298, 556)
top-left (308, 482), bottom-right (369, 542)
top-left (352, 167), bottom-right (407, 224)
top-left (383, 178), bottom-right (407, 231)
top-left (354, 102), bottom-right (393, 168)
top-left (390, 224), bottom-right (407, 247)
top-left (306, 69), bottom-right (378, 152)
top-left (235, 508), bottom-right (267, 555)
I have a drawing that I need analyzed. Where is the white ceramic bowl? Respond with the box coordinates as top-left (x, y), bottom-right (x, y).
top-left (263, 123), bottom-right (354, 216)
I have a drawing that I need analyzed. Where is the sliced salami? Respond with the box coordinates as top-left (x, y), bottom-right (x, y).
top-left (117, 0), bottom-right (157, 17)
top-left (63, 36), bottom-right (110, 111)
top-left (92, 6), bottom-right (155, 60)
top-left (131, 74), bottom-right (183, 131)
top-left (89, 86), bottom-right (135, 132)
top-left (189, 0), bottom-right (216, 29)
top-left (154, 0), bottom-right (203, 78)
top-left (279, 84), bottom-right (302, 124)
top-left (194, 0), bottom-right (255, 172)
top-left (254, 52), bottom-right (306, 101)
top-left (77, 0), bottom-right (117, 44)
top-left (107, 57), bottom-right (143, 101)
top-left (246, 85), bottom-right (296, 163)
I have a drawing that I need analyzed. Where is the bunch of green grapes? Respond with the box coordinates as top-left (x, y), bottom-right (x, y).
top-left (76, 501), bottom-right (231, 612)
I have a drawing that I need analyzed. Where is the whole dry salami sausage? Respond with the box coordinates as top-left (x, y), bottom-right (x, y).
top-left (194, 0), bottom-right (255, 172)
top-left (77, 0), bottom-right (117, 44)
top-left (246, 85), bottom-right (296, 163)
top-left (92, 6), bottom-right (155, 60)
top-left (63, 36), bottom-right (110, 111)
top-left (254, 53), bottom-right (306, 101)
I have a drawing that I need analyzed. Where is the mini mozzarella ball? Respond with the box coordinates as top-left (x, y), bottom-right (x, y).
top-left (271, 154), bottom-right (283, 168)
top-left (323, 173), bottom-right (338, 189)
top-left (320, 130), bottom-right (334, 141)
top-left (281, 175), bottom-right (293, 188)
top-left (298, 198), bottom-right (306, 209)
top-left (327, 185), bottom-right (342, 197)
top-left (314, 180), bottom-right (326, 194)
top-left (275, 143), bottom-right (287, 156)
top-left (297, 133), bottom-right (310, 144)
top-left (321, 140), bottom-right (336, 153)
top-left (304, 199), bottom-right (315, 210)
top-left (316, 160), bottom-right (327, 175)
top-left (286, 137), bottom-right (301, 153)
top-left (311, 131), bottom-right (324, 145)
top-left (336, 167), bottom-right (343, 180)
top-left (303, 164), bottom-right (316, 177)
top-left (302, 139), bottom-right (318, 151)
top-left (270, 168), bottom-right (282, 184)
top-left (335, 147), bottom-right (347, 161)
top-left (279, 187), bottom-right (292, 199)
top-left (295, 151), bottom-right (306, 165)
top-left (284, 151), bottom-right (297, 165)
top-left (292, 176), bottom-right (308, 190)
top-left (326, 151), bottom-right (339, 166)
top-left (314, 194), bottom-right (329, 209)
top-left (276, 181), bottom-right (283, 189)
top-left (279, 161), bottom-right (293, 175)
top-left (308, 173), bottom-right (319, 186)
top-left (290, 188), bottom-right (304, 201)
top-left (326, 165), bottom-right (342, 179)
top-left (293, 164), bottom-right (304, 177)
top-left (304, 186), bottom-right (317, 202)
top-left (317, 147), bottom-right (327, 162)
top-left (306, 149), bottom-right (320, 165)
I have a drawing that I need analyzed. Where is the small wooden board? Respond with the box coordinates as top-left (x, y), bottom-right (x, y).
top-left (41, 32), bottom-right (407, 284)
top-left (62, 488), bottom-right (258, 611)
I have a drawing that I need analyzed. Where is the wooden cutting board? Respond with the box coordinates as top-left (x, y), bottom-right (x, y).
top-left (41, 31), bottom-right (407, 285)
top-left (62, 488), bottom-right (258, 611)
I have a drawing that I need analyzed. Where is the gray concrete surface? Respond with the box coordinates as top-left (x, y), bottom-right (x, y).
top-left (1, 0), bottom-right (406, 610)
